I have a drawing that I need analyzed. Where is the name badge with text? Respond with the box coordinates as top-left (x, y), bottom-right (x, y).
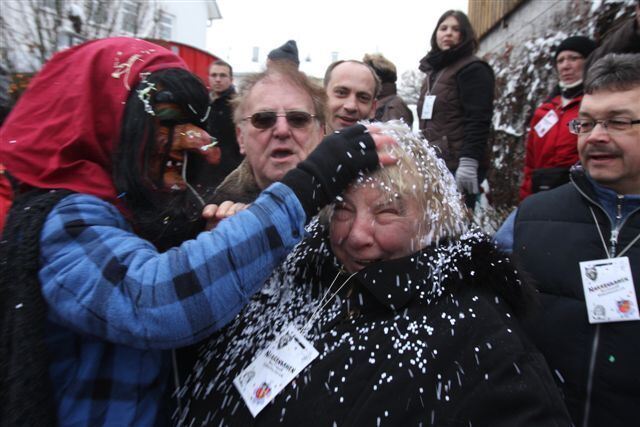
top-left (234, 325), bottom-right (318, 417)
top-left (580, 257), bottom-right (639, 324)
top-left (534, 109), bottom-right (559, 138)
top-left (420, 95), bottom-right (436, 120)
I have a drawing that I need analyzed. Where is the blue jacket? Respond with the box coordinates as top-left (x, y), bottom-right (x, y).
top-left (39, 183), bottom-right (306, 426)
top-left (494, 171), bottom-right (640, 254)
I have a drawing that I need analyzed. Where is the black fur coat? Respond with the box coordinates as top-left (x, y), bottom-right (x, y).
top-left (175, 226), bottom-right (571, 426)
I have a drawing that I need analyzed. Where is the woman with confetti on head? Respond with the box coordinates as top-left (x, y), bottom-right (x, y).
top-left (176, 121), bottom-right (571, 426)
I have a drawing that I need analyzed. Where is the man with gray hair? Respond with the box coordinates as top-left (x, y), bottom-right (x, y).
top-left (494, 53), bottom-right (640, 426)
top-left (210, 62), bottom-right (328, 205)
top-left (174, 62), bottom-right (396, 387)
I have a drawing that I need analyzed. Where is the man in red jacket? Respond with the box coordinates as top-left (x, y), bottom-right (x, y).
top-left (519, 36), bottom-right (595, 201)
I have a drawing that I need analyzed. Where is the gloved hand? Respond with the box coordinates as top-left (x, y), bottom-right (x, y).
top-left (455, 157), bottom-right (479, 194)
top-left (281, 124), bottom-right (388, 220)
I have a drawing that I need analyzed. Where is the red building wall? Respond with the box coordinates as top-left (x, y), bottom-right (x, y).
top-left (145, 39), bottom-right (219, 86)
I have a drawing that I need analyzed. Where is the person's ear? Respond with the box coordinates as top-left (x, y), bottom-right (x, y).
top-left (369, 99), bottom-right (378, 119)
top-left (236, 125), bottom-right (246, 155)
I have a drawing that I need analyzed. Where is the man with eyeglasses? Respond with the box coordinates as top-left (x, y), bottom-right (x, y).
top-left (323, 60), bottom-right (380, 132)
top-left (519, 36), bottom-right (596, 201)
top-left (495, 53), bottom-right (640, 426)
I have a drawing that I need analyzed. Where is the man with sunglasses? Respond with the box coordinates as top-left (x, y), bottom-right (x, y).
top-left (211, 63), bottom-right (329, 204)
top-left (495, 53), bottom-right (640, 426)
top-left (175, 60), bottom-right (390, 388)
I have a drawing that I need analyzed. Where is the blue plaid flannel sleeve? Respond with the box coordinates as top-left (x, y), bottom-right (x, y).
top-left (39, 183), bottom-right (306, 349)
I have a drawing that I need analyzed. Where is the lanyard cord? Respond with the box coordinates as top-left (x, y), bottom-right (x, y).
top-left (619, 233), bottom-right (640, 258)
top-left (589, 207), bottom-right (640, 258)
top-left (427, 69), bottom-right (444, 96)
top-left (301, 270), bottom-right (358, 336)
top-left (589, 207), bottom-right (611, 258)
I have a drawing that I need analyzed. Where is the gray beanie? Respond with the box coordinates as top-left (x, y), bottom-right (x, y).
top-left (268, 40), bottom-right (300, 65)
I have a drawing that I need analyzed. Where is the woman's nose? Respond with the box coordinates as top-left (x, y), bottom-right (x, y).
top-left (346, 214), bottom-right (375, 247)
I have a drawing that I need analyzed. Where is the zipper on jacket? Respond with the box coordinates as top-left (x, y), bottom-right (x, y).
top-left (609, 195), bottom-right (625, 257)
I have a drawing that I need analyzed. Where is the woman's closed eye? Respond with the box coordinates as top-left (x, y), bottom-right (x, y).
top-left (374, 204), bottom-right (405, 223)
top-left (332, 204), bottom-right (354, 221)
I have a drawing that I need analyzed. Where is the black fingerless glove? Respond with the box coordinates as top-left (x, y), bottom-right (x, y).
top-left (280, 124), bottom-right (379, 220)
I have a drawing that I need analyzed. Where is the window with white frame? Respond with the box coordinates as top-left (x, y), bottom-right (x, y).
top-left (157, 9), bottom-right (174, 40)
top-left (121, 0), bottom-right (139, 34)
top-left (86, 0), bottom-right (108, 25)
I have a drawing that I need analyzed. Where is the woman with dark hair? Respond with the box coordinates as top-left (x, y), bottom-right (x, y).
top-left (417, 10), bottom-right (494, 210)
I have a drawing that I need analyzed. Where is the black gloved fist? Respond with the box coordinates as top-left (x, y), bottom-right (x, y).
top-left (281, 124), bottom-right (379, 220)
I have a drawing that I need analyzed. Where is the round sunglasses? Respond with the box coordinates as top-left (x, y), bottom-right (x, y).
top-left (242, 111), bottom-right (316, 129)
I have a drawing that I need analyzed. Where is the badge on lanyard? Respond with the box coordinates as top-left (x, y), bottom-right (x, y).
top-left (534, 109), bottom-right (559, 138)
top-left (580, 257), bottom-right (639, 324)
top-left (234, 325), bottom-right (319, 417)
top-left (420, 95), bottom-right (436, 120)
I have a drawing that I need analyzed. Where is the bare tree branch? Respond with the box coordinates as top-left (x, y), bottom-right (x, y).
top-left (2, 0), bottom-right (162, 73)
top-left (398, 70), bottom-right (424, 105)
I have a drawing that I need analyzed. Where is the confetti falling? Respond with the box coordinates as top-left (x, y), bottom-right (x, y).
top-left (173, 122), bottom-right (563, 426)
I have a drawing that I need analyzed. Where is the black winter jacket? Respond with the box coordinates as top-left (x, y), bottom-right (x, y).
top-left (514, 168), bottom-right (640, 427)
top-left (175, 227), bottom-right (570, 426)
top-left (190, 87), bottom-right (243, 197)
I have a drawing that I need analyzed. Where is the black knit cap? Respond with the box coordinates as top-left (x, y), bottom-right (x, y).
top-left (268, 40), bottom-right (300, 65)
top-left (554, 36), bottom-right (596, 60)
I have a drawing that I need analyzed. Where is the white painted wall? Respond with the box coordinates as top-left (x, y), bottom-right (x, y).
top-left (161, 0), bottom-right (215, 50)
